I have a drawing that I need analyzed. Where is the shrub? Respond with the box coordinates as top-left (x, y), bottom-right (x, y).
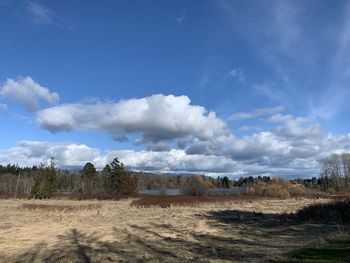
top-left (180, 175), bottom-right (212, 196)
top-left (244, 177), bottom-right (306, 198)
top-left (293, 199), bottom-right (350, 223)
top-left (245, 187), bottom-right (256, 196)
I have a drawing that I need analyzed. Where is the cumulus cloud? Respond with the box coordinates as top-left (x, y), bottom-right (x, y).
top-left (186, 131), bottom-right (290, 161)
top-left (0, 76), bottom-right (59, 111)
top-left (229, 132), bottom-right (290, 160)
top-left (36, 94), bottom-right (229, 148)
top-left (229, 105), bottom-right (284, 121)
top-left (32, 93), bottom-right (350, 177)
top-left (267, 113), bottom-right (325, 139)
top-left (2, 80), bottom-right (349, 178)
top-left (186, 110), bottom-right (350, 177)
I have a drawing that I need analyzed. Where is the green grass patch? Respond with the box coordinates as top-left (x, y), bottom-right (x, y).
top-left (275, 235), bottom-right (350, 263)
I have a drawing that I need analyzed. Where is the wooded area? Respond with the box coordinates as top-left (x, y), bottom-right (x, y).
top-left (0, 153), bottom-right (349, 198)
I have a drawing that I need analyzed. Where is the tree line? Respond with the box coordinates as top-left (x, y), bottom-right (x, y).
top-left (0, 157), bottom-right (137, 198)
top-left (0, 153), bottom-right (349, 198)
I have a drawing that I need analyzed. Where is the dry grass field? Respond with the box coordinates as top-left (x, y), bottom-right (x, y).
top-left (0, 197), bottom-right (348, 262)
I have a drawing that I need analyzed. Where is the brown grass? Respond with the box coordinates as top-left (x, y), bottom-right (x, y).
top-left (0, 197), bottom-right (348, 262)
top-left (0, 193), bottom-right (28, 199)
top-left (21, 203), bottom-right (101, 212)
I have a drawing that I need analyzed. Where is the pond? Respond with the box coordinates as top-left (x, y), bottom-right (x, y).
top-left (138, 189), bottom-right (181, 195)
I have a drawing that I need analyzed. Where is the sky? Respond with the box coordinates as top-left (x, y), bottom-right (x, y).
top-left (1, 0), bottom-right (350, 178)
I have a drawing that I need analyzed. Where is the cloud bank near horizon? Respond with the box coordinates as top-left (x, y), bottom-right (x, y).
top-left (0, 140), bottom-right (317, 178)
top-left (1, 79), bottom-right (350, 178)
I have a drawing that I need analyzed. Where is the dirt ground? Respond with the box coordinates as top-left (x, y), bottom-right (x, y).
top-left (0, 197), bottom-right (348, 262)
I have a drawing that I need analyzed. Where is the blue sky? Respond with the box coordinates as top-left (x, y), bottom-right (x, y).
top-left (1, 0), bottom-right (350, 178)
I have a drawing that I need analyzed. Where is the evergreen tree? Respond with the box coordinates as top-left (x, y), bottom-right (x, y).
top-left (222, 176), bottom-right (230, 188)
top-left (106, 158), bottom-right (137, 195)
top-left (31, 159), bottom-right (57, 199)
top-left (80, 162), bottom-right (97, 194)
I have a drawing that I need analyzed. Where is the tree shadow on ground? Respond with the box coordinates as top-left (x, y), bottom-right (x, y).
top-left (6, 201), bottom-right (350, 263)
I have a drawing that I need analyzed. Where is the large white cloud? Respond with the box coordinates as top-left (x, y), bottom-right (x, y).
top-left (36, 94), bottom-right (229, 148)
top-left (0, 76), bottom-right (59, 111)
top-left (32, 104), bottom-right (350, 177)
top-left (2, 83), bottom-right (350, 178)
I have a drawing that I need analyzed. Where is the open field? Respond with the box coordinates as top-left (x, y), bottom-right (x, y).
top-left (0, 197), bottom-right (349, 262)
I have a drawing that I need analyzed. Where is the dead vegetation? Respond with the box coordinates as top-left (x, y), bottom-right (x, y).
top-left (244, 177), bottom-right (328, 198)
top-left (0, 197), bottom-right (348, 262)
top-left (21, 203), bottom-right (101, 212)
top-left (131, 195), bottom-right (275, 208)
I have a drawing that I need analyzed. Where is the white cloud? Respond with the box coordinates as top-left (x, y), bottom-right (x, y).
top-left (267, 113), bottom-right (307, 123)
top-left (0, 141), bottom-right (246, 176)
top-left (24, 1), bottom-right (57, 25)
top-left (1, 75), bottom-right (349, 178)
top-left (2, 130), bottom-right (350, 178)
top-left (238, 125), bottom-right (261, 132)
top-left (36, 94), bottom-right (229, 147)
top-left (111, 149), bottom-right (241, 174)
top-left (33, 91), bottom-right (350, 177)
top-left (229, 105), bottom-right (284, 121)
top-left (0, 76), bottom-right (59, 111)
top-left (227, 68), bottom-right (245, 83)
top-left (186, 131), bottom-right (291, 162)
top-left (21, 1), bottom-right (76, 30)
top-left (185, 110), bottom-right (350, 177)
top-left (1, 141), bottom-right (100, 168)
top-left (229, 132), bottom-right (291, 160)
top-left (268, 113), bottom-right (324, 140)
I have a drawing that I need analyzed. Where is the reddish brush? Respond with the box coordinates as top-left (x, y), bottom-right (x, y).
top-left (131, 195), bottom-right (271, 208)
